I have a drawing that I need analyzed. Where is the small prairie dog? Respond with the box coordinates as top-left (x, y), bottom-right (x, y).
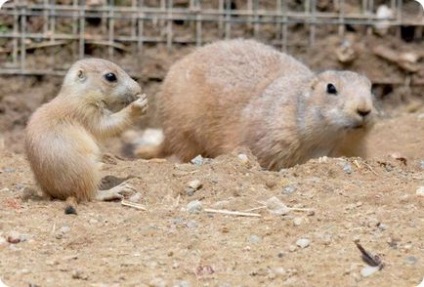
top-left (25, 58), bottom-right (147, 204)
top-left (140, 39), bottom-right (375, 170)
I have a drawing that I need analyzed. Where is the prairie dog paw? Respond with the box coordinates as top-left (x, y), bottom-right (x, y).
top-left (96, 182), bottom-right (137, 201)
top-left (131, 94), bottom-right (148, 115)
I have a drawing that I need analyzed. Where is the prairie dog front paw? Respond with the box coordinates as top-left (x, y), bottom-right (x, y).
top-left (130, 94), bottom-right (148, 116)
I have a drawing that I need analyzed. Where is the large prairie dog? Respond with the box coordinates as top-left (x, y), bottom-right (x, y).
top-left (25, 58), bottom-right (147, 204)
top-left (141, 39), bottom-right (375, 170)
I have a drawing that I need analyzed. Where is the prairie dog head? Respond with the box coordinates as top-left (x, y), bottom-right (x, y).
top-left (61, 58), bottom-right (141, 112)
top-left (306, 70), bottom-right (375, 131)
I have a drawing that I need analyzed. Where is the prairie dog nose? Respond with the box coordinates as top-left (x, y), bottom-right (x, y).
top-left (357, 108), bottom-right (371, 118)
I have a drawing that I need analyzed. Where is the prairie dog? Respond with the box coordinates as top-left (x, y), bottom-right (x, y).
top-left (140, 39), bottom-right (375, 170)
top-left (25, 58), bottom-right (147, 204)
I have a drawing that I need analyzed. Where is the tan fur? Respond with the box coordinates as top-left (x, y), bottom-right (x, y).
top-left (153, 39), bottom-right (375, 170)
top-left (25, 58), bottom-right (147, 202)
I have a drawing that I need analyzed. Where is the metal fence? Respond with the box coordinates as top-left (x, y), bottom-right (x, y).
top-left (0, 0), bottom-right (421, 76)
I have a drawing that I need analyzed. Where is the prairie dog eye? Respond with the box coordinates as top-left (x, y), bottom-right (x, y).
top-left (326, 83), bottom-right (337, 95)
top-left (104, 72), bottom-right (117, 82)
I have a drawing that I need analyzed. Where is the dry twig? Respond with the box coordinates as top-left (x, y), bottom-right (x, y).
top-left (121, 200), bottom-right (147, 211)
top-left (204, 208), bottom-right (261, 217)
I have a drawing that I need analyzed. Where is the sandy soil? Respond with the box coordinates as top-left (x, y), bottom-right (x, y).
top-left (1, 109), bottom-right (424, 287)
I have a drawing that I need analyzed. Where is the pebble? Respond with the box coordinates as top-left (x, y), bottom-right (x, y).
top-left (404, 255), bottom-right (418, 265)
top-left (237, 153), bottom-right (249, 164)
top-left (72, 270), bottom-right (89, 280)
top-left (185, 179), bottom-right (203, 196)
top-left (318, 156), bottom-right (329, 163)
top-left (186, 200), bottom-right (203, 214)
top-left (190, 155), bottom-right (204, 165)
top-left (56, 225), bottom-right (71, 239)
top-left (377, 222), bottom-right (388, 231)
top-left (17, 269), bottom-right (30, 275)
top-left (7, 231), bottom-right (23, 244)
top-left (266, 196), bottom-right (290, 215)
top-left (296, 238), bottom-right (310, 249)
top-left (269, 267), bottom-right (286, 278)
top-left (341, 162), bottom-right (352, 174)
top-left (173, 280), bottom-right (191, 287)
top-left (293, 217), bottom-right (303, 226)
top-left (248, 235), bottom-right (262, 244)
top-left (360, 266), bottom-right (380, 277)
top-left (288, 245), bottom-right (297, 252)
top-left (59, 226), bottom-right (70, 233)
top-left (149, 277), bottom-right (167, 287)
top-left (186, 220), bottom-right (198, 229)
top-left (282, 185), bottom-right (297, 195)
top-left (317, 233), bottom-right (333, 245)
top-left (0, 188), bottom-right (10, 193)
top-left (416, 186), bottom-right (424, 196)
top-left (129, 192), bottom-right (142, 203)
top-left (2, 167), bottom-right (15, 173)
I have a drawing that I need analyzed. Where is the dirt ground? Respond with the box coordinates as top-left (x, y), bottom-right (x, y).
top-left (1, 109), bottom-right (424, 287)
top-left (1, 1), bottom-right (424, 286)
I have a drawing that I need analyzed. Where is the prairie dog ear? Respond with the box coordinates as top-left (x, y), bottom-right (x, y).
top-left (309, 76), bottom-right (320, 91)
top-left (77, 69), bottom-right (86, 82)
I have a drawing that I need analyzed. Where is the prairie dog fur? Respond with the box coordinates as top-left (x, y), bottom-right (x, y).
top-left (25, 58), bottom-right (147, 203)
top-left (144, 39), bottom-right (375, 170)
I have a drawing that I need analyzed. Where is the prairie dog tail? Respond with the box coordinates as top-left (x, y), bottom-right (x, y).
top-left (134, 141), bottom-right (167, 159)
top-left (122, 128), bottom-right (167, 159)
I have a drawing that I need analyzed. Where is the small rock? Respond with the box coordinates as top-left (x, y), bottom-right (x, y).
top-left (186, 220), bottom-right (198, 229)
top-left (0, 188), bottom-right (10, 193)
top-left (360, 266), bottom-right (380, 277)
top-left (296, 238), bottom-right (310, 249)
top-left (129, 192), bottom-right (142, 203)
top-left (149, 277), bottom-right (167, 287)
top-left (317, 232), bottom-right (333, 245)
top-left (56, 226), bottom-right (71, 239)
top-left (282, 185), bottom-right (297, 195)
top-left (72, 270), bottom-right (89, 280)
top-left (416, 186), bottom-right (424, 196)
top-left (266, 196), bottom-right (290, 215)
top-left (376, 222), bottom-right (388, 231)
top-left (271, 267), bottom-right (286, 277)
top-left (404, 255), bottom-right (418, 265)
top-left (248, 235), bottom-right (262, 244)
top-left (7, 231), bottom-right (22, 244)
top-left (288, 245), bottom-right (297, 252)
top-left (318, 156), bottom-right (329, 163)
top-left (237, 153), bottom-right (249, 164)
top-left (2, 167), bottom-right (15, 173)
top-left (190, 155), bottom-right (204, 165)
top-left (59, 226), bottom-right (70, 233)
top-left (46, 260), bottom-right (59, 266)
top-left (341, 162), bottom-right (352, 174)
top-left (173, 280), bottom-right (191, 287)
top-left (293, 217), bottom-right (303, 226)
top-left (186, 200), bottom-right (203, 214)
top-left (17, 269), bottom-right (30, 275)
top-left (89, 218), bottom-right (99, 225)
top-left (185, 179), bottom-right (203, 196)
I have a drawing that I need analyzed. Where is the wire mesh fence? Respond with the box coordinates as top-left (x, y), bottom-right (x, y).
top-left (0, 0), bottom-right (422, 77)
